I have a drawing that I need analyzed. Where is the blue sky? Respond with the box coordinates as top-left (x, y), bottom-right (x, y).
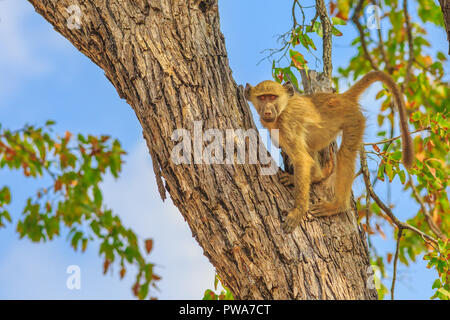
top-left (0, 0), bottom-right (446, 299)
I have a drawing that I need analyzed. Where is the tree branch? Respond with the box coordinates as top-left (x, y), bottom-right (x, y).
top-left (402, 0), bottom-right (415, 91)
top-left (391, 227), bottom-right (403, 300)
top-left (316, 0), bottom-right (333, 80)
top-left (360, 147), bottom-right (438, 245)
top-left (370, 0), bottom-right (394, 73)
top-left (438, 0), bottom-right (450, 54)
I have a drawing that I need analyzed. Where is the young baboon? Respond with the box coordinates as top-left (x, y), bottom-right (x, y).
top-left (244, 71), bottom-right (414, 233)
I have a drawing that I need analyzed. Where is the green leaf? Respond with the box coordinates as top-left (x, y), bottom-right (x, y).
top-left (93, 185), bottom-right (102, 209)
top-left (331, 26), bottom-right (343, 37)
top-left (437, 288), bottom-right (450, 299)
top-left (432, 279), bottom-right (442, 289)
top-left (390, 151), bottom-right (402, 161)
top-left (71, 231), bottom-right (83, 250)
top-left (375, 89), bottom-right (386, 100)
top-left (385, 163), bottom-right (394, 182)
top-left (437, 51), bottom-right (447, 61)
top-left (138, 283), bottom-right (149, 300)
top-left (214, 274), bottom-right (219, 291)
top-left (337, 1), bottom-right (350, 19)
top-left (332, 17), bottom-right (347, 25)
top-left (313, 21), bottom-right (323, 37)
top-left (283, 68), bottom-right (300, 91)
top-left (203, 289), bottom-right (215, 300)
top-left (377, 164), bottom-right (385, 181)
top-left (289, 50), bottom-right (307, 70)
top-left (297, 33), bottom-right (316, 51)
top-left (398, 170), bottom-right (406, 184)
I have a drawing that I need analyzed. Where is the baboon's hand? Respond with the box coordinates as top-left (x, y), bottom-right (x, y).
top-left (310, 201), bottom-right (345, 217)
top-left (279, 172), bottom-right (294, 187)
top-left (283, 208), bottom-right (304, 233)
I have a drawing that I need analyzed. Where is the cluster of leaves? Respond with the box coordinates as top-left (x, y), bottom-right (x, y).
top-left (270, 0), bottom-right (449, 299)
top-left (409, 113), bottom-right (448, 209)
top-left (424, 239), bottom-right (450, 299)
top-left (368, 112), bottom-right (448, 200)
top-left (0, 122), bottom-right (158, 299)
top-left (203, 274), bottom-right (234, 300)
top-left (270, 1), bottom-right (347, 89)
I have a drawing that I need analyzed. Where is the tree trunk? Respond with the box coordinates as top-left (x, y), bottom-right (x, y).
top-left (439, 0), bottom-right (450, 54)
top-left (28, 0), bottom-right (377, 300)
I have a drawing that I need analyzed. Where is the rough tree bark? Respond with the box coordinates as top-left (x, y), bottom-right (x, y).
top-left (439, 0), bottom-right (450, 54)
top-left (27, 0), bottom-right (377, 299)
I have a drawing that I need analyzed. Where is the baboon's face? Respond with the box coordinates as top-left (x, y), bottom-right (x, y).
top-left (244, 80), bottom-right (294, 123)
top-left (253, 93), bottom-right (280, 122)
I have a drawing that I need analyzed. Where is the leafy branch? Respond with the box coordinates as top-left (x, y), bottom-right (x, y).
top-left (0, 122), bottom-right (159, 299)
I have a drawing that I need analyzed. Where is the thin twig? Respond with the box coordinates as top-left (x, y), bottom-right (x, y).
top-left (352, 0), bottom-right (379, 70)
top-left (365, 187), bottom-right (372, 248)
top-left (413, 58), bottom-right (432, 74)
top-left (364, 126), bottom-right (430, 146)
top-left (391, 227), bottom-right (403, 300)
top-left (258, 2), bottom-right (321, 68)
top-left (292, 0), bottom-right (298, 27)
top-left (316, 0), bottom-right (333, 80)
top-left (402, 0), bottom-right (415, 91)
top-left (310, 11), bottom-right (319, 29)
top-left (370, 0), bottom-right (393, 73)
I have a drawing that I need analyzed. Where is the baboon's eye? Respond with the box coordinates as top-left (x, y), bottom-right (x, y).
top-left (258, 95), bottom-right (266, 101)
top-left (269, 95), bottom-right (277, 100)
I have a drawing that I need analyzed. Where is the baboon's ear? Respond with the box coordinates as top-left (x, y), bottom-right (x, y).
top-left (283, 81), bottom-right (295, 96)
top-left (244, 83), bottom-right (252, 100)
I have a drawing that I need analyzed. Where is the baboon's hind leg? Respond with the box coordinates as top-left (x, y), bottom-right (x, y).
top-left (310, 114), bottom-right (365, 217)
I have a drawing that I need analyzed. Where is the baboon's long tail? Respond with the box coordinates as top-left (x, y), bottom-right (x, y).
top-left (343, 71), bottom-right (414, 169)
